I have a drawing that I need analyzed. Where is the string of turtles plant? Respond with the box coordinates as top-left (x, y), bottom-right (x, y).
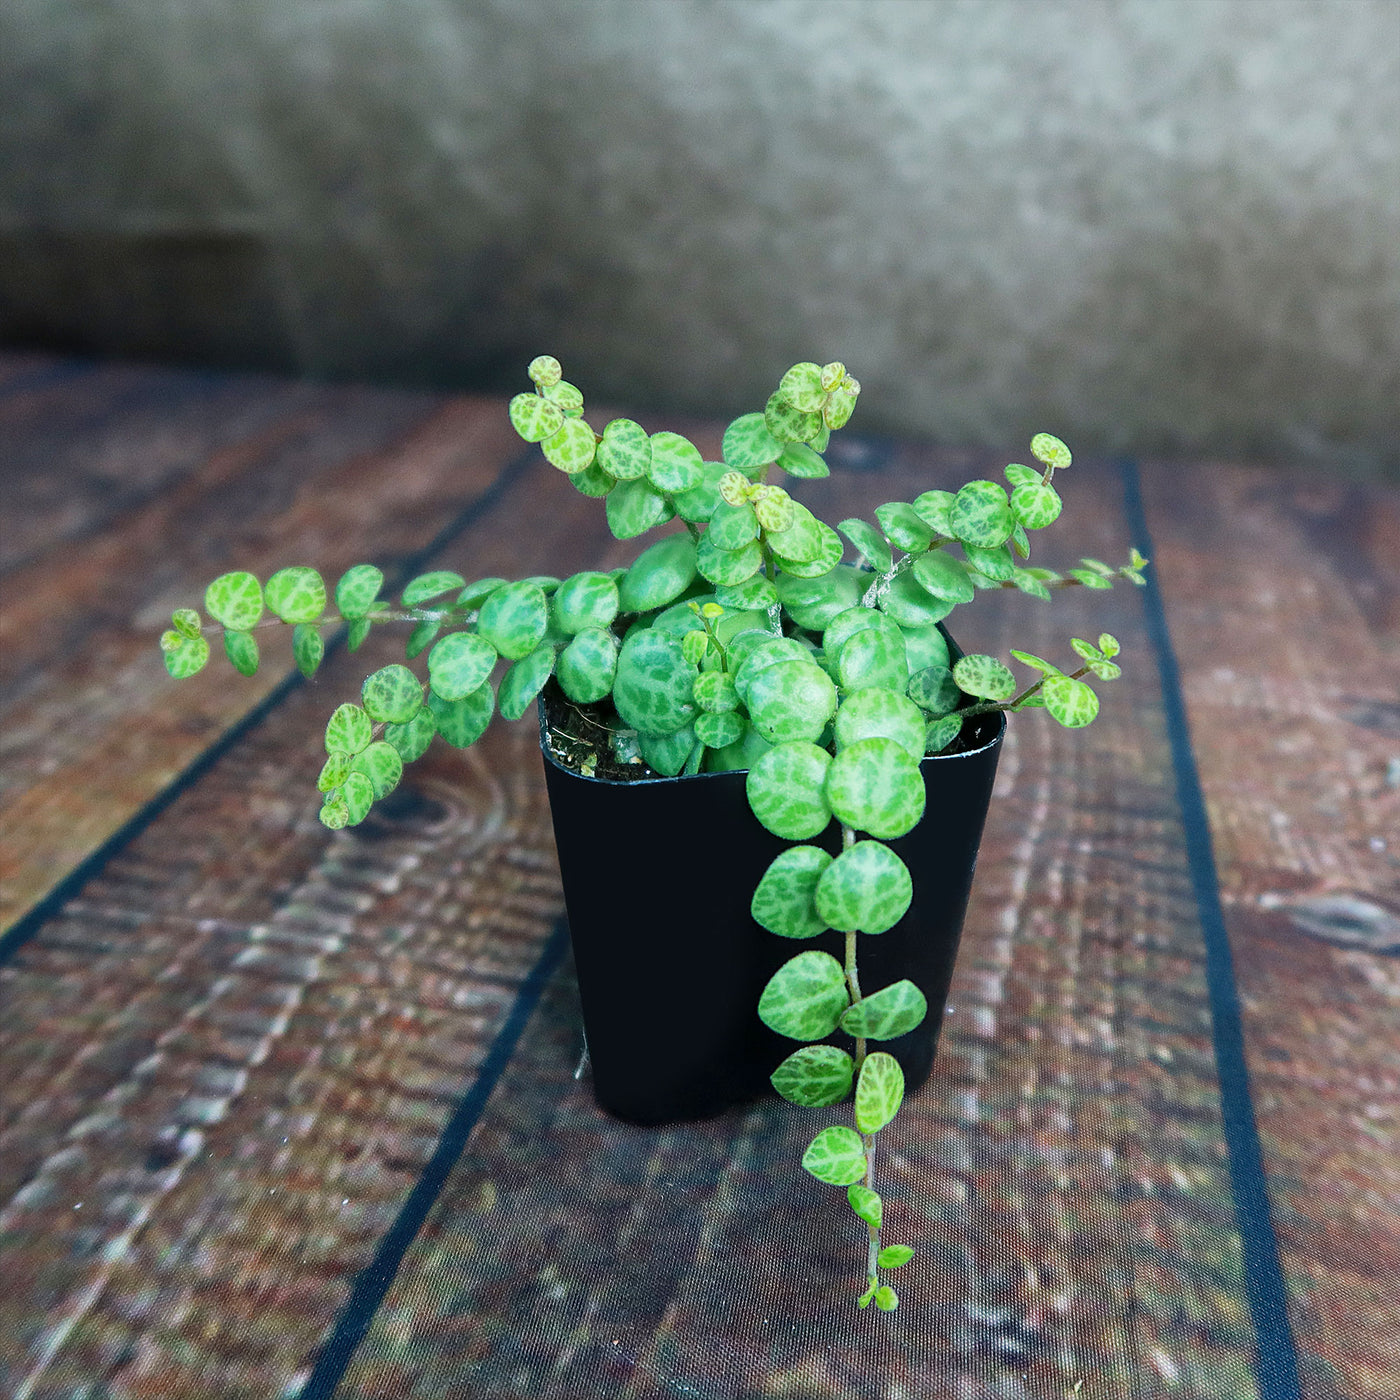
top-left (160, 355), bottom-right (1146, 1313)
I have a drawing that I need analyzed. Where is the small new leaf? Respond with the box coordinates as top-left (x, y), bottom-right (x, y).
top-left (878, 1245), bottom-right (914, 1270)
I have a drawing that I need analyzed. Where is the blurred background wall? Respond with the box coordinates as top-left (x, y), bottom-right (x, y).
top-left (2, 0), bottom-right (1397, 473)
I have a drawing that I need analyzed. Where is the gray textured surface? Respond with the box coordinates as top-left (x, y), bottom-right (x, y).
top-left (2, 0), bottom-right (1398, 473)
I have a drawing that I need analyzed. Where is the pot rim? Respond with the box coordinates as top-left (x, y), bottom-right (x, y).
top-left (537, 695), bottom-right (1006, 789)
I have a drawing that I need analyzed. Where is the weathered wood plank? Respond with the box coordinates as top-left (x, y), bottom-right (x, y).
top-left (1142, 459), bottom-right (1400, 1399)
top-left (0, 443), bottom-right (622, 1398)
top-left (0, 370), bottom-right (520, 931)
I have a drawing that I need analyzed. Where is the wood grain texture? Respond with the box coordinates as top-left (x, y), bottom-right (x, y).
top-left (0, 363), bottom-right (519, 930)
top-left (2, 355), bottom-right (1394, 1399)
top-left (1143, 462), bottom-right (1400, 1400)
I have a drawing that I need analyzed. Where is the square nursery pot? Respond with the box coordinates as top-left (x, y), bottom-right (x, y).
top-left (539, 689), bottom-right (1005, 1126)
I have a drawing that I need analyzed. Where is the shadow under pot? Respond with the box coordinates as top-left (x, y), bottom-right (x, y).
top-left (539, 686), bottom-right (1004, 1126)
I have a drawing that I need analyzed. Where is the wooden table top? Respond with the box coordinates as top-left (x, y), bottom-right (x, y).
top-left (1, 353), bottom-right (1396, 1400)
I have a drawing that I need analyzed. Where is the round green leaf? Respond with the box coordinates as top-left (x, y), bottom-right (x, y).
top-left (478, 581), bottom-right (548, 660)
top-left (672, 460), bottom-right (728, 523)
top-left (363, 664), bottom-right (424, 723)
top-left (606, 478), bottom-right (672, 539)
top-left (1030, 432), bottom-right (1072, 469)
top-left (759, 949), bottom-right (848, 1041)
top-left (422, 632), bottom-right (495, 700)
top-left (764, 390), bottom-right (820, 444)
top-left (822, 607), bottom-right (889, 659)
top-left (385, 708), bottom-right (436, 762)
top-left (638, 723), bottom-right (698, 777)
top-left (949, 482), bottom-right (1014, 549)
top-left (204, 571), bottom-right (264, 631)
top-left (899, 621), bottom-right (951, 676)
top-left (881, 572), bottom-right (953, 627)
top-left (823, 381), bottom-right (858, 430)
top-left (543, 379), bottom-right (583, 413)
top-left (874, 1286), bottom-right (899, 1312)
top-left (648, 431), bottom-right (703, 492)
top-left (855, 1052), bottom-right (905, 1134)
top-left (319, 796), bottom-right (350, 830)
top-left (837, 626), bottom-right (908, 693)
top-left (908, 665), bottom-right (960, 718)
top-left (911, 552), bottom-right (975, 604)
top-left (552, 571), bottom-right (619, 634)
top-left (222, 629), bottom-right (259, 677)
top-left (1043, 675), bottom-right (1100, 727)
top-left (715, 575), bottom-right (777, 611)
top-left (265, 567), bottom-right (326, 624)
top-left (776, 442), bottom-right (829, 479)
top-left (953, 654), bottom-right (1016, 701)
top-left (341, 770), bottom-right (374, 825)
top-left (335, 564), bottom-right (383, 620)
top-left (840, 979), bottom-right (928, 1040)
top-left (746, 661), bottom-right (837, 744)
top-left (838, 518), bottom-right (893, 573)
top-left (693, 671), bottom-right (739, 712)
top-left (771, 1045), bottom-right (853, 1107)
top-left (401, 571), bottom-right (463, 607)
top-left (161, 630), bottom-right (209, 679)
top-left (801, 1125), bottom-right (867, 1186)
top-left (751, 845), bottom-right (833, 939)
top-left (428, 682), bottom-right (493, 748)
top-left (293, 623), bottom-right (324, 679)
top-left (557, 627), bottom-right (619, 704)
top-left (1004, 462), bottom-right (1041, 488)
top-left (618, 533), bottom-right (697, 613)
top-left (541, 417), bottom-right (597, 474)
top-left (875, 502), bottom-right (933, 553)
top-left (925, 713), bottom-right (964, 753)
top-left (722, 412), bottom-right (782, 469)
top-left (746, 741), bottom-right (833, 840)
top-left (694, 710), bottom-right (744, 748)
top-left (878, 1245), bottom-right (915, 1269)
top-left (834, 688), bottom-right (926, 760)
top-left (681, 629), bottom-right (710, 666)
top-left (734, 636), bottom-right (812, 702)
top-left (778, 361), bottom-right (825, 412)
top-left (170, 608), bottom-right (201, 640)
top-left (350, 740), bottom-right (404, 799)
top-left (696, 534), bottom-right (763, 586)
top-left (707, 500), bottom-right (759, 550)
top-left (825, 737), bottom-right (925, 839)
top-left (318, 752), bottom-right (350, 793)
top-left (406, 617), bottom-right (441, 660)
top-left (498, 645), bottom-right (556, 721)
top-left (596, 417), bottom-right (651, 480)
top-left (527, 355), bottom-right (561, 387)
top-left (457, 577), bottom-right (507, 609)
top-left (774, 521), bottom-right (842, 578)
top-left (612, 629), bottom-right (697, 735)
top-left (752, 491), bottom-right (793, 536)
top-left (962, 542), bottom-right (1016, 581)
top-left (816, 840), bottom-right (912, 934)
top-left (911, 489), bottom-right (954, 536)
top-left (325, 702), bottom-right (372, 755)
top-left (509, 392), bottom-right (565, 443)
top-left (1009, 481), bottom-right (1062, 530)
top-left (775, 567), bottom-right (863, 631)
top-left (847, 1185), bottom-right (883, 1228)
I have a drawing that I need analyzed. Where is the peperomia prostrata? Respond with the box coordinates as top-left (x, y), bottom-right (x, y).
top-left (161, 355), bottom-right (1146, 1311)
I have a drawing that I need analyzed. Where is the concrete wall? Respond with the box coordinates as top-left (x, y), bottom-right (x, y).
top-left (2, 0), bottom-right (1397, 473)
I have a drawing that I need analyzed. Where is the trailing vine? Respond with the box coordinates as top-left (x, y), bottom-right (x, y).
top-left (160, 355), bottom-right (1145, 1311)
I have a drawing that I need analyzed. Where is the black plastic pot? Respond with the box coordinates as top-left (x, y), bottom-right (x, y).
top-left (540, 692), bottom-right (1004, 1126)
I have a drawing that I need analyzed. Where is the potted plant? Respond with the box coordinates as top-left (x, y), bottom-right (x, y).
top-left (159, 356), bottom-right (1145, 1313)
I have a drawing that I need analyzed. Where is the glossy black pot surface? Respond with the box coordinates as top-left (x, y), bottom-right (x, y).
top-left (540, 693), bottom-right (1004, 1125)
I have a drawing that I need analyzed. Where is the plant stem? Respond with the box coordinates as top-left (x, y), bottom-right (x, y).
top-left (840, 822), bottom-right (882, 1289)
top-left (958, 663), bottom-right (1093, 719)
